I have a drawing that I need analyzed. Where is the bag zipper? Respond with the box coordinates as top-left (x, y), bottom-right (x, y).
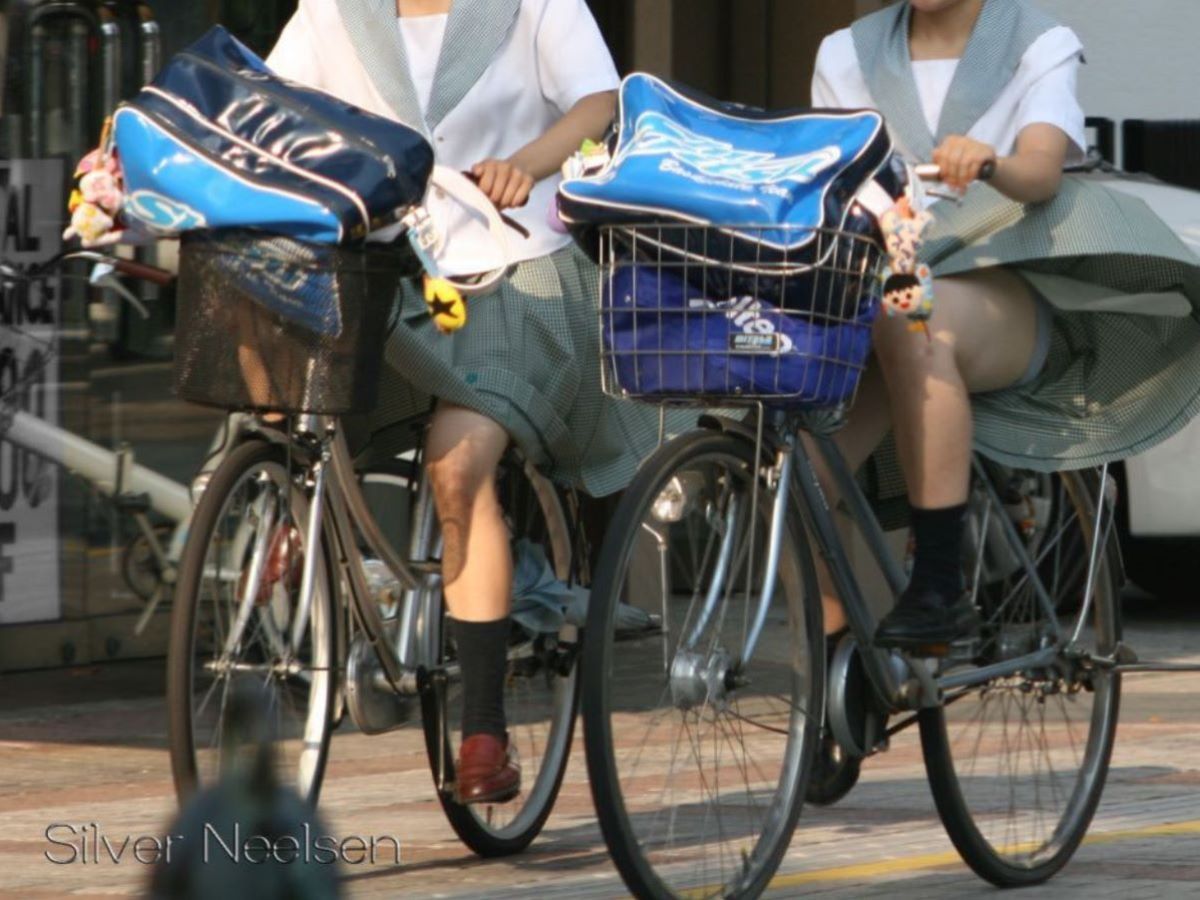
top-left (115, 104), bottom-right (346, 242)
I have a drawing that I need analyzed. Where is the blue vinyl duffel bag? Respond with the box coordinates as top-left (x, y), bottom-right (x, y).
top-left (113, 26), bottom-right (434, 245)
top-left (560, 73), bottom-right (904, 309)
top-left (602, 264), bottom-right (877, 408)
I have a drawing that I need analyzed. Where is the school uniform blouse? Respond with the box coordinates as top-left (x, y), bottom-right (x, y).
top-left (267, 0), bottom-right (619, 276)
top-left (811, 25), bottom-right (1087, 165)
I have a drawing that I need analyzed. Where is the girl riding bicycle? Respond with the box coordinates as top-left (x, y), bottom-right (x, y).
top-left (812, 0), bottom-right (1200, 653)
top-left (267, 0), bottom-right (662, 804)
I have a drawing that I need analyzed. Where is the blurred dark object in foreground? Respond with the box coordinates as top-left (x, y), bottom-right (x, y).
top-left (148, 683), bottom-right (341, 900)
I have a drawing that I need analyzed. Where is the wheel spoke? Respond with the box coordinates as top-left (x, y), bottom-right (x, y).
top-left (583, 435), bottom-right (818, 898)
top-left (172, 446), bottom-right (334, 806)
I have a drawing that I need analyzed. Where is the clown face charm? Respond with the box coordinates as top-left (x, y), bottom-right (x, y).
top-left (881, 263), bottom-right (934, 321)
top-left (877, 191), bottom-right (935, 330)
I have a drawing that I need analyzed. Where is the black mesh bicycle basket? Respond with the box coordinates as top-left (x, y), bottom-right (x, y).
top-left (174, 230), bottom-right (415, 415)
top-left (598, 224), bottom-right (886, 410)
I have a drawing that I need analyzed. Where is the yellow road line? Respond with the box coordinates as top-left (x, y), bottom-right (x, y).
top-left (766, 818), bottom-right (1200, 888)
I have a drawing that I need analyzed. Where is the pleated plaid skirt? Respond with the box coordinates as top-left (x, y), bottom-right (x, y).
top-left (365, 243), bottom-right (687, 496)
top-left (925, 172), bottom-right (1200, 472)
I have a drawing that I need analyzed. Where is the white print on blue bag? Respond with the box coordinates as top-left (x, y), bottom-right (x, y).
top-left (561, 74), bottom-right (887, 252)
top-left (606, 265), bottom-right (874, 406)
top-left (615, 114), bottom-right (843, 196)
top-left (125, 190), bottom-right (208, 233)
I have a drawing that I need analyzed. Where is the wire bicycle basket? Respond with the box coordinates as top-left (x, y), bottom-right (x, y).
top-left (597, 224), bottom-right (885, 410)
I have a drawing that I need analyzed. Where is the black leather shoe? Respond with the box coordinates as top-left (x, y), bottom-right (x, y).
top-left (874, 587), bottom-right (981, 656)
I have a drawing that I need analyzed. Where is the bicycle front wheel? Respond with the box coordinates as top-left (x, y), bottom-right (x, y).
top-left (583, 428), bottom-right (823, 900)
top-left (167, 438), bottom-right (338, 805)
top-left (921, 467), bottom-right (1123, 886)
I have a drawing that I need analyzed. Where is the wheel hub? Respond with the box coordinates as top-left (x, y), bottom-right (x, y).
top-left (670, 646), bottom-right (734, 711)
top-left (345, 630), bottom-right (413, 735)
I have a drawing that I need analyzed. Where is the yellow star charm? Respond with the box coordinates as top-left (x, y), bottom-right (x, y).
top-left (423, 275), bottom-right (467, 334)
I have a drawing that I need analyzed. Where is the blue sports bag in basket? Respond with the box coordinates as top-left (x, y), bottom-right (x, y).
top-left (113, 26), bottom-right (434, 244)
top-left (560, 73), bottom-right (904, 308)
top-left (604, 264), bottom-right (877, 408)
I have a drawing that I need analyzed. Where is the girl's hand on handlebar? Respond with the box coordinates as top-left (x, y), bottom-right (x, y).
top-left (470, 158), bottom-right (534, 210)
top-left (931, 135), bottom-right (998, 192)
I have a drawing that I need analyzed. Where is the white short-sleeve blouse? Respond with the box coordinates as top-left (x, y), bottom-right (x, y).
top-left (267, 0), bottom-right (619, 274)
top-left (811, 25), bottom-right (1087, 165)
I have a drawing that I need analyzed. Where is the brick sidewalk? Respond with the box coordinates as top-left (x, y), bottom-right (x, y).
top-left (1, 613), bottom-right (1196, 899)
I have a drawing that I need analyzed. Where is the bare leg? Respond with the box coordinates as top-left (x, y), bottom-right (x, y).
top-left (425, 404), bottom-right (512, 620)
top-left (815, 268), bottom-right (1041, 634)
top-left (875, 268), bottom-right (1039, 508)
top-left (425, 403), bottom-right (522, 802)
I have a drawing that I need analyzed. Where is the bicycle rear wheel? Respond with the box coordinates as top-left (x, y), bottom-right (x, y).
top-left (583, 428), bottom-right (822, 900)
top-left (167, 438), bottom-right (337, 805)
top-left (419, 452), bottom-right (580, 857)
top-left (921, 466), bottom-right (1123, 886)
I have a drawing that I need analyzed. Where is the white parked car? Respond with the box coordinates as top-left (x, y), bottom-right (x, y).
top-left (1101, 175), bottom-right (1200, 598)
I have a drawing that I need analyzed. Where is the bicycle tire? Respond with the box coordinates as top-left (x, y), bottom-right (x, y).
top-left (419, 452), bottom-right (580, 857)
top-left (167, 438), bottom-right (338, 806)
top-left (583, 428), bottom-right (823, 900)
top-left (920, 468), bottom-right (1123, 887)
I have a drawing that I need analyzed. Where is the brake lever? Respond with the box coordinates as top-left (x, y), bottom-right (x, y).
top-left (90, 263), bottom-right (151, 319)
top-left (913, 160), bottom-right (996, 203)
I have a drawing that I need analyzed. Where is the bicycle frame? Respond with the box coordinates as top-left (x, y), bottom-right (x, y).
top-left (206, 415), bottom-right (431, 699)
top-left (708, 408), bottom-right (1125, 715)
top-left (323, 418), bottom-right (431, 687)
top-left (796, 425), bottom-right (1115, 707)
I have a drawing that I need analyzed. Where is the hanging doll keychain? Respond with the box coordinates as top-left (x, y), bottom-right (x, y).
top-left (64, 117), bottom-right (128, 246)
top-left (879, 193), bottom-right (935, 340)
top-left (878, 161), bottom-right (997, 339)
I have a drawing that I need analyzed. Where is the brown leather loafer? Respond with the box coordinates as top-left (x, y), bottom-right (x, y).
top-left (454, 734), bottom-right (520, 805)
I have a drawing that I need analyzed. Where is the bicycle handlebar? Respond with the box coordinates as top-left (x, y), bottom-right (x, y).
top-left (105, 256), bottom-right (175, 286)
top-left (0, 250), bottom-right (176, 286)
top-left (914, 160), bottom-right (997, 183)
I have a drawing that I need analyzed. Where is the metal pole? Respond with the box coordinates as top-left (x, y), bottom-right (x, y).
top-left (3, 410), bottom-right (192, 522)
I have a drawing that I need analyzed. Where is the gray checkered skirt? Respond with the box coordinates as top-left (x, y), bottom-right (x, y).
top-left (366, 244), bottom-right (680, 496)
top-left (924, 173), bottom-right (1200, 471)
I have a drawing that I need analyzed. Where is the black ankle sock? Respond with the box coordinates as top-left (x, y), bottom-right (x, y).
top-left (908, 503), bottom-right (968, 600)
top-left (449, 617), bottom-right (510, 739)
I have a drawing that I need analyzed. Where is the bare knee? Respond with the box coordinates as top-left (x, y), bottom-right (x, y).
top-left (425, 405), bottom-right (509, 557)
top-left (871, 307), bottom-right (956, 382)
top-left (937, 270), bottom-right (1037, 392)
top-left (427, 447), bottom-right (490, 524)
top-left (872, 269), bottom-right (1032, 385)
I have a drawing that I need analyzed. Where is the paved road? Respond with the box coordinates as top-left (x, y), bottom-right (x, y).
top-left (0, 600), bottom-right (1196, 899)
